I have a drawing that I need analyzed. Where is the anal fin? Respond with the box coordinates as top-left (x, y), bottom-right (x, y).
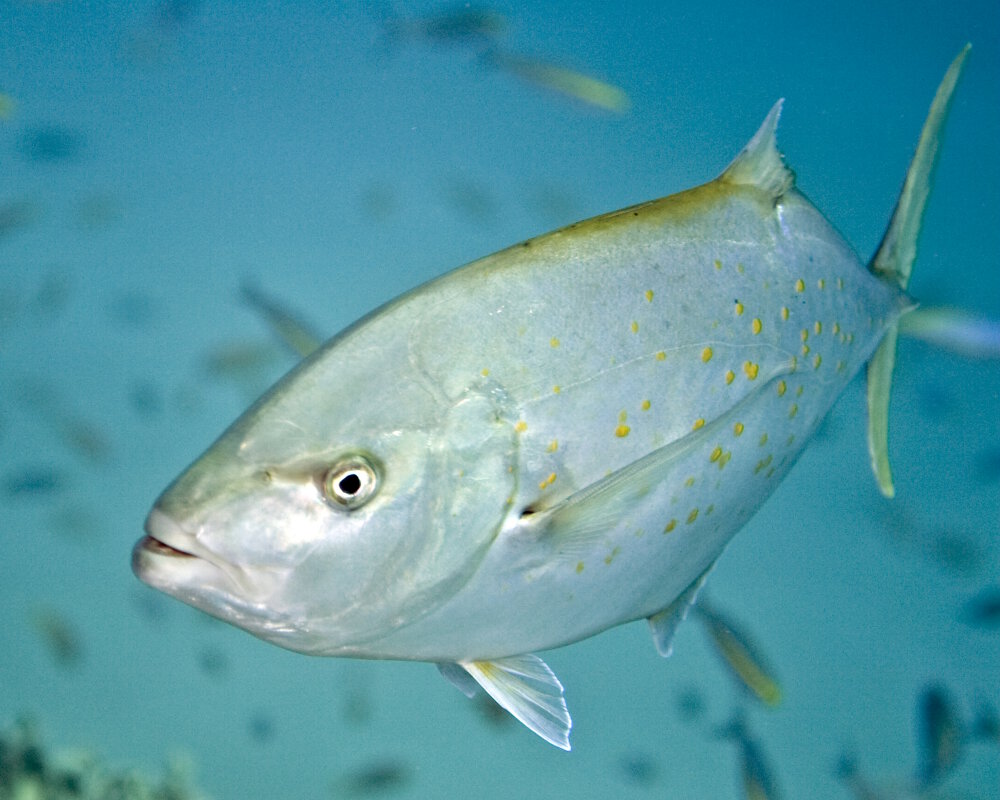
top-left (648, 558), bottom-right (717, 657)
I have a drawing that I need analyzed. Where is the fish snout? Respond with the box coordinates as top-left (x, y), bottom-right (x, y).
top-left (132, 508), bottom-right (215, 588)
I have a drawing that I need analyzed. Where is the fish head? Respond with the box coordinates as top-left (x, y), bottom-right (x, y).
top-left (133, 340), bottom-right (519, 657)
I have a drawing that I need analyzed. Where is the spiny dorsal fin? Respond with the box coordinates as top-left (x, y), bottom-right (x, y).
top-left (719, 100), bottom-right (795, 201)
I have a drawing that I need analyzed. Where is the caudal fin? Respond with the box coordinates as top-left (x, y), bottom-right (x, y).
top-left (866, 44), bottom-right (970, 498)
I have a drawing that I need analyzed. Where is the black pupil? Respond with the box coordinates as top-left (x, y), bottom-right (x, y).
top-left (338, 472), bottom-right (362, 496)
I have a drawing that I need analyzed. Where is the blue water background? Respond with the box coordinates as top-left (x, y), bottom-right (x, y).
top-left (2, 2), bottom-right (998, 798)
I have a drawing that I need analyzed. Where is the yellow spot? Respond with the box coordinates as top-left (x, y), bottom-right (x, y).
top-left (630, 320), bottom-right (639, 334)
top-left (663, 519), bottom-right (677, 534)
top-left (692, 418), bottom-right (705, 430)
top-left (813, 354), bottom-right (822, 369)
top-left (515, 420), bottom-right (528, 433)
top-left (603, 546), bottom-right (620, 566)
top-left (553, 385), bottom-right (561, 394)
top-left (619, 409), bottom-right (628, 423)
top-left (615, 424), bottom-right (631, 438)
top-left (480, 368), bottom-right (490, 377)
top-left (796, 384), bottom-right (804, 397)
top-left (701, 346), bottom-right (713, 363)
top-left (718, 451), bottom-right (732, 469)
top-left (725, 369), bottom-right (735, 385)
top-left (743, 361), bottom-right (759, 380)
top-left (833, 322), bottom-right (840, 334)
top-left (759, 432), bottom-right (768, 446)
top-left (777, 380), bottom-right (787, 397)
top-left (751, 318), bottom-right (762, 335)
top-left (709, 446), bottom-right (723, 463)
top-left (640, 399), bottom-right (651, 411)
top-left (814, 321), bottom-right (822, 335)
top-left (795, 278), bottom-right (805, 292)
top-left (754, 454), bottom-right (773, 474)
top-left (550, 337), bottom-right (560, 348)
top-left (645, 289), bottom-right (654, 302)
top-left (575, 561), bottom-right (585, 574)
top-left (713, 259), bottom-right (722, 270)
top-left (547, 439), bottom-right (559, 452)
top-left (686, 508), bottom-right (699, 524)
top-left (684, 476), bottom-right (695, 487)
top-left (801, 344), bottom-right (810, 356)
top-left (788, 403), bottom-right (799, 418)
top-left (817, 278), bottom-right (826, 290)
top-left (736, 263), bottom-right (745, 274)
top-left (734, 301), bottom-right (745, 316)
top-left (656, 351), bottom-right (666, 361)
top-left (781, 306), bottom-right (789, 321)
top-left (800, 328), bottom-right (809, 342)
top-left (733, 422), bottom-right (744, 437)
top-left (538, 472), bottom-right (557, 490)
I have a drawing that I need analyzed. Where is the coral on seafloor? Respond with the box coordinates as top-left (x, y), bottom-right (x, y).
top-left (0, 718), bottom-right (209, 800)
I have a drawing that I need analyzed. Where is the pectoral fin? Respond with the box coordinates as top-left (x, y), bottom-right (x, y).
top-left (525, 367), bottom-right (792, 557)
top-left (440, 654), bottom-right (572, 750)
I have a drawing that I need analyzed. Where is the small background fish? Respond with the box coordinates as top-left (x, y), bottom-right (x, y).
top-left (0, 3), bottom-right (997, 799)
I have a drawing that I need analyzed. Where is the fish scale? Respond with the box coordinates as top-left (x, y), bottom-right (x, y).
top-left (133, 47), bottom-right (971, 751)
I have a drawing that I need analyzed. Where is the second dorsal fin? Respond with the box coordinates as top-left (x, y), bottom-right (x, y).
top-left (719, 100), bottom-right (795, 201)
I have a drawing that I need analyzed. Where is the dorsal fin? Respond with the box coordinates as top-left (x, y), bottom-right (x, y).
top-left (719, 100), bottom-right (795, 201)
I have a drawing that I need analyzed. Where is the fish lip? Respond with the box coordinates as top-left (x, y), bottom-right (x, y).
top-left (132, 508), bottom-right (233, 593)
top-left (136, 533), bottom-right (195, 558)
top-left (140, 507), bottom-right (201, 558)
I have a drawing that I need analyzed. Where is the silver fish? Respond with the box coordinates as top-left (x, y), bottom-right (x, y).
top-left (133, 47), bottom-right (971, 750)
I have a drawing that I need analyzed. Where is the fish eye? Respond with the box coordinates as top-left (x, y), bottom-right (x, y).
top-left (321, 455), bottom-right (379, 510)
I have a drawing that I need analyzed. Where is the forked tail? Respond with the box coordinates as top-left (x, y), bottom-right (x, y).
top-left (866, 44), bottom-right (971, 497)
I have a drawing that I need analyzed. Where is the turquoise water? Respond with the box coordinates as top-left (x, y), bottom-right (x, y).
top-left (2, 2), bottom-right (998, 798)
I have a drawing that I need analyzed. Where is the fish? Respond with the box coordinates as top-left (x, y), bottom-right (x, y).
top-left (916, 683), bottom-right (964, 788)
top-left (483, 49), bottom-right (631, 113)
top-left (0, 91), bottom-right (16, 120)
top-left (383, 7), bottom-right (506, 48)
top-left (334, 759), bottom-right (411, 798)
top-left (897, 306), bottom-right (1000, 359)
top-left (3, 466), bottom-right (67, 499)
top-left (239, 282), bottom-right (322, 359)
top-left (133, 47), bottom-right (972, 750)
top-left (693, 597), bottom-right (782, 706)
top-left (29, 606), bottom-right (84, 668)
top-left (718, 714), bottom-right (782, 800)
top-left (14, 377), bottom-right (112, 465)
top-left (971, 700), bottom-right (998, 744)
top-left (0, 198), bottom-right (41, 239)
top-left (835, 755), bottom-right (899, 800)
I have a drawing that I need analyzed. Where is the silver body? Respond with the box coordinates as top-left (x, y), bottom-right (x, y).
top-left (133, 44), bottom-right (971, 743)
top-left (137, 171), bottom-right (902, 661)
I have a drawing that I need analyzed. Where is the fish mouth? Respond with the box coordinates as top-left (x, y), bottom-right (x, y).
top-left (138, 508), bottom-right (201, 559)
top-left (136, 534), bottom-right (196, 558)
top-left (132, 508), bottom-right (216, 588)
